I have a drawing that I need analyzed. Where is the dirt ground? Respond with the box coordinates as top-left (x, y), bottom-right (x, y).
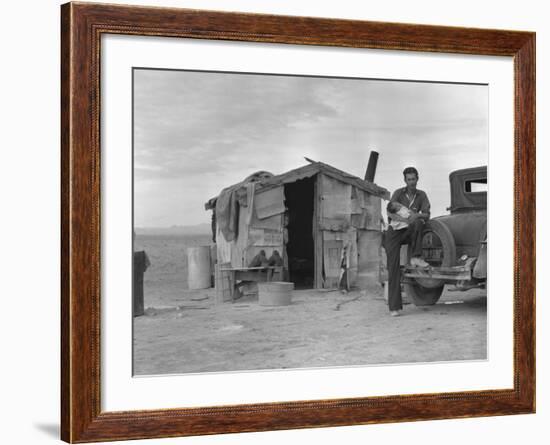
top-left (133, 285), bottom-right (487, 375)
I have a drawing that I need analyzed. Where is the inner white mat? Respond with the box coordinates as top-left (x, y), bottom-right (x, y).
top-left (101, 34), bottom-right (514, 412)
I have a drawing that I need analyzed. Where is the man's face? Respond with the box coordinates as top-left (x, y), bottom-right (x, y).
top-left (404, 173), bottom-right (418, 189)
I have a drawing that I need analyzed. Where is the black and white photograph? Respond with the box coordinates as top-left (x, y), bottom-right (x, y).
top-left (2, 0), bottom-right (544, 443)
top-left (132, 68), bottom-right (488, 376)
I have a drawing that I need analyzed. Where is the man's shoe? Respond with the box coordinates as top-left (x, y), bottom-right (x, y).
top-left (410, 257), bottom-right (430, 268)
top-left (390, 310), bottom-right (400, 317)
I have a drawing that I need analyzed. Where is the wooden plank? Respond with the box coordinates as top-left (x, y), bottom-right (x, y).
top-left (313, 175), bottom-right (323, 289)
top-left (321, 229), bottom-right (357, 287)
top-left (234, 204), bottom-right (251, 267)
top-left (215, 263), bottom-right (233, 304)
top-left (350, 190), bottom-right (382, 230)
top-left (319, 173), bottom-right (352, 231)
top-left (248, 228), bottom-right (283, 246)
top-left (250, 208), bottom-right (282, 230)
top-left (215, 225), bottom-right (232, 264)
top-left (254, 186), bottom-right (285, 219)
top-left (320, 174), bottom-right (352, 218)
top-left (348, 228), bottom-right (358, 287)
top-left (322, 231), bottom-right (344, 241)
top-left (323, 239), bottom-right (343, 289)
top-left (318, 163), bottom-right (390, 199)
top-left (252, 162), bottom-right (390, 199)
top-left (234, 270), bottom-right (269, 282)
top-left (364, 195), bottom-right (382, 230)
top-left (357, 229), bottom-right (382, 288)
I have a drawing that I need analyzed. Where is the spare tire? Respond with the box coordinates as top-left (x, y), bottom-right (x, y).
top-left (417, 219), bottom-right (456, 266)
top-left (406, 219), bottom-right (457, 306)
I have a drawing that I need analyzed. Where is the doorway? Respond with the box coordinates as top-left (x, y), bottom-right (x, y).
top-left (284, 177), bottom-right (315, 289)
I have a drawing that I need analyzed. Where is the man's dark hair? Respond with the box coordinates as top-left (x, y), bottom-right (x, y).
top-left (403, 167), bottom-right (419, 178)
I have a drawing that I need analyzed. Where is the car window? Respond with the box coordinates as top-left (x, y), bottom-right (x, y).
top-left (464, 178), bottom-right (487, 193)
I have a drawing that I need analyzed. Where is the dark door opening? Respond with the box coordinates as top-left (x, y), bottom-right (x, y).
top-left (284, 177), bottom-right (315, 289)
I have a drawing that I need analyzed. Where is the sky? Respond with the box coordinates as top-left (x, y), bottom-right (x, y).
top-left (133, 69), bottom-right (488, 228)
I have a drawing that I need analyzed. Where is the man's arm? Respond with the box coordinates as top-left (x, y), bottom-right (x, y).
top-left (407, 211), bottom-right (428, 222)
top-left (414, 192), bottom-right (431, 221)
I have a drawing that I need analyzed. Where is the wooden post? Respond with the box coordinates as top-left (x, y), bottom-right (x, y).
top-left (313, 174), bottom-right (323, 289)
top-left (133, 251), bottom-right (149, 317)
top-left (214, 262), bottom-right (233, 304)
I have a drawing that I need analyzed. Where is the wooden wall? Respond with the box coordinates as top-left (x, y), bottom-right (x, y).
top-left (215, 175), bottom-right (383, 290)
top-left (215, 186), bottom-right (285, 269)
top-left (317, 173), bottom-right (383, 289)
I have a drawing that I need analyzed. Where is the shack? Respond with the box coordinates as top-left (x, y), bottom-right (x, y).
top-left (204, 161), bottom-right (390, 291)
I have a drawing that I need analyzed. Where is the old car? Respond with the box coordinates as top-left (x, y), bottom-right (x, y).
top-left (403, 166), bottom-right (487, 306)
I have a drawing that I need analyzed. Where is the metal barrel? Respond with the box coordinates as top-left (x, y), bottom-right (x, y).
top-left (187, 246), bottom-right (212, 289)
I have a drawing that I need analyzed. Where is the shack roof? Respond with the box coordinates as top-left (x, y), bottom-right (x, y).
top-left (205, 161), bottom-right (390, 210)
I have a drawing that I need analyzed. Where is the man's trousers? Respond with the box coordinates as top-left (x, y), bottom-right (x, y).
top-left (383, 219), bottom-right (425, 311)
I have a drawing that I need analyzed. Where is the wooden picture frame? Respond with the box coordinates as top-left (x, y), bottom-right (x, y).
top-left (61, 2), bottom-right (535, 442)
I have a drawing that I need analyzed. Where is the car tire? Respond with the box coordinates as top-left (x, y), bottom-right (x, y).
top-left (404, 282), bottom-right (444, 306)
top-left (406, 219), bottom-right (456, 305)
top-left (412, 218), bottom-right (457, 268)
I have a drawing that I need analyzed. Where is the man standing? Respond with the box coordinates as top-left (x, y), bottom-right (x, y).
top-left (385, 167), bottom-right (431, 316)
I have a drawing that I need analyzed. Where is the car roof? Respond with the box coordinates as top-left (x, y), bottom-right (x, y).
top-left (449, 166), bottom-right (487, 180)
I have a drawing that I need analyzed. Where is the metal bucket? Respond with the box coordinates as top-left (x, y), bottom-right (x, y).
top-left (258, 281), bottom-right (294, 306)
top-left (187, 246), bottom-right (211, 289)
